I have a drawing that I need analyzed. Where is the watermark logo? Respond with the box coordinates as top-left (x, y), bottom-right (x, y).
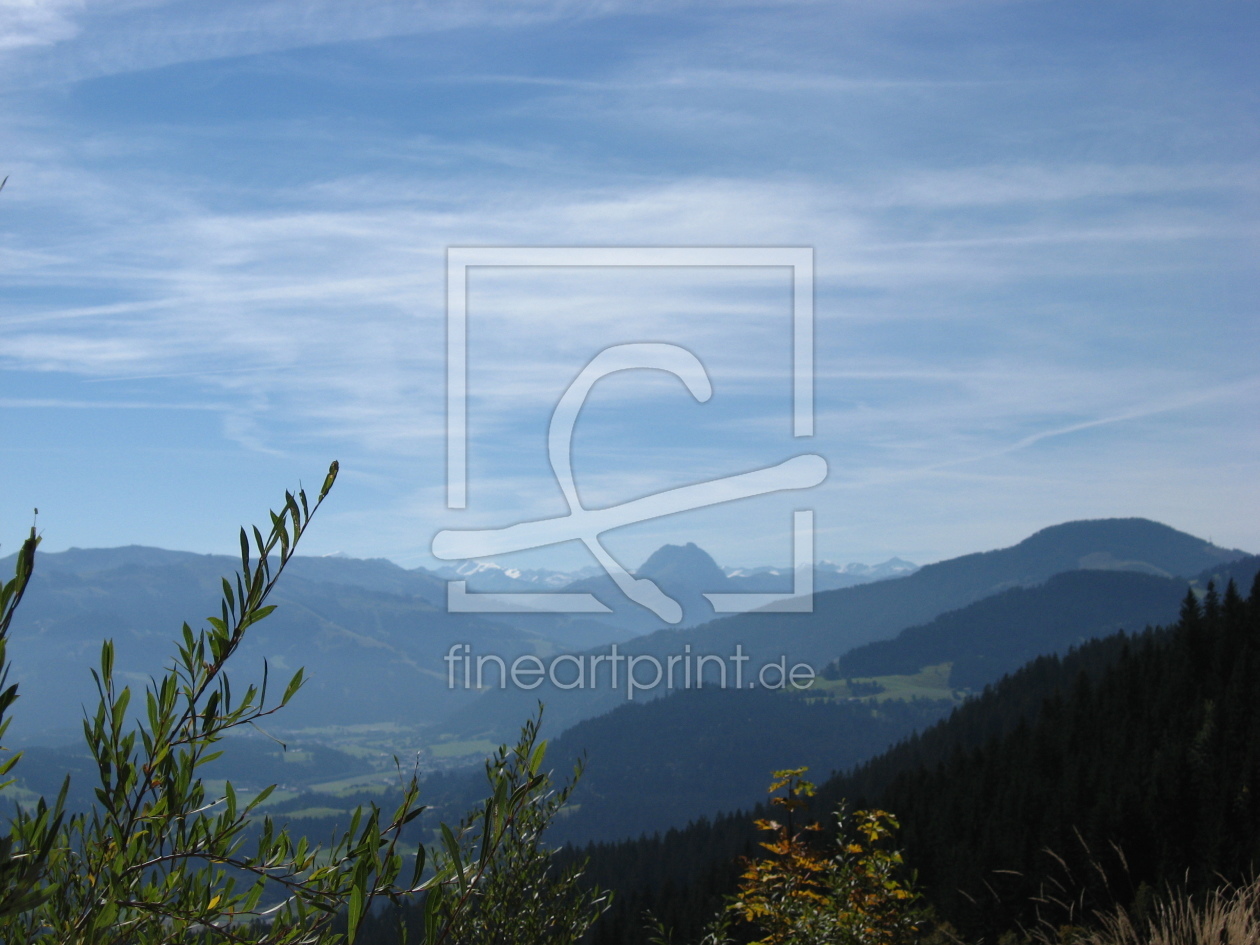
top-left (444, 643), bottom-right (818, 700)
top-left (433, 247), bottom-right (826, 621)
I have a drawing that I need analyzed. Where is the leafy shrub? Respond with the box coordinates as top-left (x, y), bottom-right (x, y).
top-left (653, 767), bottom-right (923, 945)
top-left (0, 464), bottom-right (607, 943)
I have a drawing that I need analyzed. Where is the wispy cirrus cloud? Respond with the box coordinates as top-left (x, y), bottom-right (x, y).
top-left (0, 0), bottom-right (728, 86)
top-left (1, 0), bottom-right (1256, 563)
top-left (4, 157), bottom-right (1254, 457)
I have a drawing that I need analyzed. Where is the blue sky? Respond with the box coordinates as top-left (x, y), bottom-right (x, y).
top-left (1, 0), bottom-right (1257, 572)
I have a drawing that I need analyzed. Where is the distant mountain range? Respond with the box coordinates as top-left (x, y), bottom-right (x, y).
top-left (0, 518), bottom-right (1247, 755)
top-left (433, 560), bottom-right (604, 590)
top-left (434, 546), bottom-right (919, 635)
top-left (433, 553), bottom-right (916, 595)
top-left (728, 556), bottom-right (919, 590)
top-left (0, 540), bottom-right (910, 742)
top-left (0, 548), bottom-right (532, 743)
top-left (442, 518), bottom-right (1248, 740)
top-left (3, 516), bottom-right (1255, 863)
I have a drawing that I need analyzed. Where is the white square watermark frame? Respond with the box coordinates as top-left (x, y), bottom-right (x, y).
top-left (442, 246), bottom-right (819, 616)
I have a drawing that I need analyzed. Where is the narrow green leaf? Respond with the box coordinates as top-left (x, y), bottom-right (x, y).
top-left (347, 883), bottom-right (365, 943)
top-left (239, 604), bottom-right (277, 631)
top-left (320, 460), bottom-right (339, 500)
top-left (282, 668), bottom-right (305, 705)
top-left (111, 687), bottom-right (130, 732)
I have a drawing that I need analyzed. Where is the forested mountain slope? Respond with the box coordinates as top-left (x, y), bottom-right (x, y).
top-left (831, 568), bottom-right (1189, 688)
top-left (413, 558), bottom-right (1256, 849)
top-left (578, 562), bottom-right (1260, 944)
top-left (509, 563), bottom-right (1225, 844)
top-left (416, 688), bottom-right (951, 846)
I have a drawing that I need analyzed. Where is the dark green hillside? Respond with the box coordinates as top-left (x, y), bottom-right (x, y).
top-left (544, 687), bottom-right (951, 844)
top-left (837, 575), bottom-right (1260, 938)
top-left (402, 688), bottom-right (951, 846)
top-left (833, 568), bottom-right (1188, 688)
top-left (580, 564), bottom-right (1260, 944)
top-left (1186, 551), bottom-right (1260, 595)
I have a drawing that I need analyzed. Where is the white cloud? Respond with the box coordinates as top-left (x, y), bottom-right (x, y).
top-left (0, 0), bottom-right (83, 52)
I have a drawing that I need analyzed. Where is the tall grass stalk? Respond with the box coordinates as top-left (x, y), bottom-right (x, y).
top-left (1033, 876), bottom-right (1260, 945)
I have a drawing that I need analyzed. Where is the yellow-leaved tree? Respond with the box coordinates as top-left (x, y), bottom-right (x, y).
top-left (655, 767), bottom-right (923, 945)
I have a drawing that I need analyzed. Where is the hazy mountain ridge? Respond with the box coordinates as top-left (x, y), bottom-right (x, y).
top-left (438, 543), bottom-right (921, 636)
top-left (20, 545), bottom-right (451, 606)
top-left (724, 556), bottom-right (918, 588)
top-left (433, 560), bottom-right (603, 590)
top-left (0, 540), bottom-right (911, 742)
top-left (1, 554), bottom-right (539, 742)
top-left (442, 518), bottom-right (1248, 740)
top-left (1, 518), bottom-right (1246, 749)
top-left (432, 549), bottom-right (918, 596)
